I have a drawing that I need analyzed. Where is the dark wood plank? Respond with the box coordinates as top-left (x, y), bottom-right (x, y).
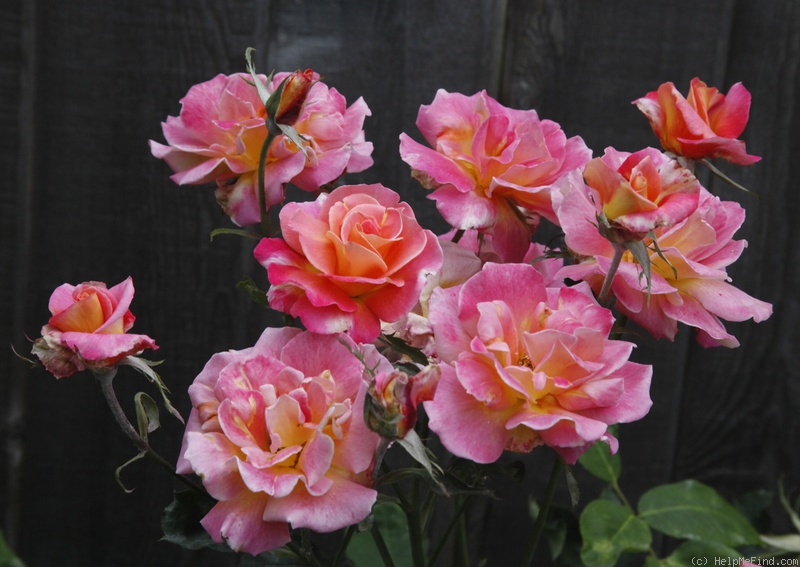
top-left (0, 0), bottom-right (28, 553)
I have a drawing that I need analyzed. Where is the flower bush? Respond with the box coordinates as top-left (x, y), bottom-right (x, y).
top-left (24, 58), bottom-right (793, 567)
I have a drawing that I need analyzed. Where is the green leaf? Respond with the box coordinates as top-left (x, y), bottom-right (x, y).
top-left (277, 123), bottom-right (309, 158)
top-left (134, 392), bottom-right (160, 441)
top-left (237, 276), bottom-right (271, 309)
top-left (760, 533), bottom-right (800, 552)
top-left (209, 227), bottom-right (261, 242)
top-left (564, 464), bottom-right (581, 509)
top-left (0, 529), bottom-right (26, 567)
top-left (579, 499), bottom-right (651, 567)
top-left (115, 451), bottom-right (145, 493)
top-left (533, 504), bottom-right (584, 567)
top-left (660, 540), bottom-right (742, 567)
top-left (244, 47), bottom-right (271, 106)
top-left (378, 333), bottom-right (431, 366)
top-left (348, 502), bottom-right (412, 567)
top-left (638, 480), bottom-right (761, 547)
top-left (397, 429), bottom-right (442, 480)
top-left (624, 239), bottom-right (653, 297)
top-left (119, 356), bottom-right (184, 424)
top-left (777, 479), bottom-right (800, 534)
top-left (161, 490), bottom-right (230, 553)
top-left (578, 440), bottom-right (621, 483)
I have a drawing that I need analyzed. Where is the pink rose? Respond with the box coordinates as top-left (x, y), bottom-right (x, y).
top-left (555, 183), bottom-right (772, 347)
top-left (150, 72), bottom-right (373, 226)
top-left (255, 184), bottom-right (443, 343)
top-left (32, 277), bottom-right (158, 378)
top-left (584, 147), bottom-right (702, 241)
top-left (633, 77), bottom-right (760, 165)
top-left (424, 263), bottom-right (652, 464)
top-left (176, 328), bottom-right (388, 555)
top-left (400, 89), bottom-right (591, 261)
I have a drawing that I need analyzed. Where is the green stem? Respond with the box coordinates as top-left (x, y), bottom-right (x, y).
top-left (405, 480), bottom-right (426, 567)
top-left (455, 496), bottom-right (470, 567)
top-left (287, 541), bottom-right (323, 567)
top-left (610, 476), bottom-right (634, 511)
top-left (331, 525), bottom-right (356, 567)
top-left (96, 369), bottom-right (206, 495)
top-left (370, 522), bottom-right (396, 567)
top-left (597, 243), bottom-right (626, 307)
top-left (522, 456), bottom-right (564, 567)
top-left (257, 130), bottom-right (276, 237)
top-left (426, 496), bottom-right (470, 567)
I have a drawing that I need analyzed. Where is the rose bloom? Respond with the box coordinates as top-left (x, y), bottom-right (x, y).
top-left (424, 262), bottom-right (652, 464)
top-left (554, 182), bottom-right (772, 347)
top-left (32, 277), bottom-right (158, 379)
top-left (584, 147), bottom-right (701, 241)
top-left (633, 77), bottom-right (760, 165)
top-left (149, 72), bottom-right (373, 226)
top-left (400, 89), bottom-right (591, 262)
top-left (177, 328), bottom-right (388, 555)
top-left (255, 183), bottom-right (443, 343)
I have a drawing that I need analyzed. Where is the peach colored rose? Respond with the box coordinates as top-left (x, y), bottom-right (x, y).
top-left (176, 328), bottom-right (388, 555)
top-left (584, 147), bottom-right (702, 241)
top-left (255, 184), bottom-right (443, 343)
top-left (400, 89), bottom-right (591, 262)
top-left (424, 263), bottom-right (652, 464)
top-left (32, 277), bottom-right (157, 378)
top-left (633, 77), bottom-right (760, 165)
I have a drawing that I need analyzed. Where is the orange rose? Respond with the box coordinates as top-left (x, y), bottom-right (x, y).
top-left (633, 77), bottom-right (760, 165)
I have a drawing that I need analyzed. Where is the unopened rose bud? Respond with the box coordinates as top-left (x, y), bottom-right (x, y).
top-left (365, 364), bottom-right (441, 440)
top-left (265, 69), bottom-right (315, 127)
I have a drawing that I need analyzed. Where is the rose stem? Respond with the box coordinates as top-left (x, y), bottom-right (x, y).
top-left (257, 129), bottom-right (277, 237)
top-left (597, 242), bottom-right (626, 307)
top-left (96, 369), bottom-right (206, 495)
top-left (522, 455), bottom-right (564, 566)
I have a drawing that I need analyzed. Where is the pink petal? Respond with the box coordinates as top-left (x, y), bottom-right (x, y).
top-left (261, 473), bottom-right (376, 532)
top-left (59, 332), bottom-right (157, 363)
top-left (424, 364), bottom-right (510, 463)
top-left (201, 492), bottom-right (290, 555)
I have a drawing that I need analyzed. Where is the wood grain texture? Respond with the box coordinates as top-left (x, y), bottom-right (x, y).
top-left (2, 0), bottom-right (797, 565)
top-left (1, 0), bottom-right (27, 551)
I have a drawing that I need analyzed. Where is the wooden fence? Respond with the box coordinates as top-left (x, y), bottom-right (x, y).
top-left (2, 0), bottom-right (798, 565)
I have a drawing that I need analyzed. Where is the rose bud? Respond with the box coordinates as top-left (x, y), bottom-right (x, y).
top-left (266, 68), bottom-right (315, 127)
top-left (32, 277), bottom-right (157, 379)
